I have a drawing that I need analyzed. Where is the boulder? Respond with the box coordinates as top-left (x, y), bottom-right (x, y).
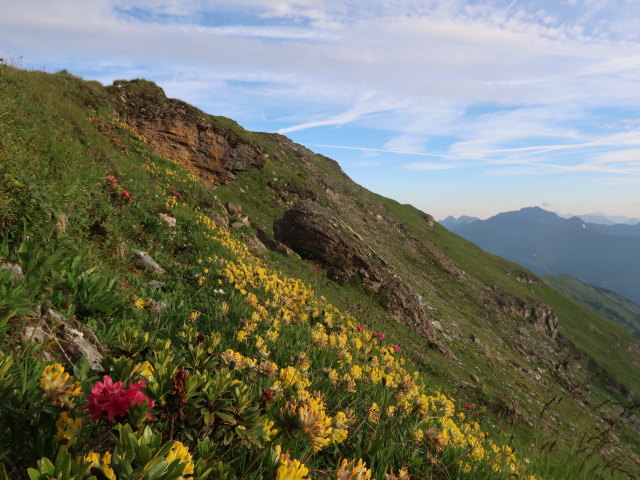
top-left (22, 307), bottom-right (104, 370)
top-left (132, 249), bottom-right (167, 275)
top-left (0, 260), bottom-right (24, 285)
top-left (158, 213), bottom-right (177, 228)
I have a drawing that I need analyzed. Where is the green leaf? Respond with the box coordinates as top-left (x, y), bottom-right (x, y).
top-left (37, 458), bottom-right (55, 476)
top-left (27, 468), bottom-right (41, 480)
top-left (215, 411), bottom-right (236, 424)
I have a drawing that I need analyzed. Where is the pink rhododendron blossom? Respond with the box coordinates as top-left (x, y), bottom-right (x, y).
top-left (392, 344), bottom-right (400, 352)
top-left (356, 325), bottom-right (363, 332)
top-left (84, 375), bottom-right (154, 422)
top-left (377, 332), bottom-right (385, 340)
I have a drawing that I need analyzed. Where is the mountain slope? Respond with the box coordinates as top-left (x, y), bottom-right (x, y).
top-left (546, 274), bottom-right (640, 339)
top-left (1, 66), bottom-right (639, 479)
top-left (446, 207), bottom-right (640, 303)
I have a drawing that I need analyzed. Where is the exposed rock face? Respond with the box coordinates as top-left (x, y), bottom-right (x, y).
top-left (502, 301), bottom-right (559, 339)
top-left (22, 307), bottom-right (104, 370)
top-left (132, 249), bottom-right (166, 275)
top-left (274, 202), bottom-right (450, 356)
top-left (111, 79), bottom-right (266, 185)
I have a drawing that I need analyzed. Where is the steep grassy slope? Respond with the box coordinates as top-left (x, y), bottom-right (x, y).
top-left (1, 66), bottom-right (639, 479)
top-left (545, 274), bottom-right (640, 339)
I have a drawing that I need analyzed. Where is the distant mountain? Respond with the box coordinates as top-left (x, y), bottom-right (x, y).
top-left (446, 206), bottom-right (640, 303)
top-left (557, 212), bottom-right (640, 225)
top-left (439, 215), bottom-right (479, 230)
top-left (546, 274), bottom-right (640, 339)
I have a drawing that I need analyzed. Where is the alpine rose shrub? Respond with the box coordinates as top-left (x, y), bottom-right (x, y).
top-left (85, 375), bottom-right (154, 421)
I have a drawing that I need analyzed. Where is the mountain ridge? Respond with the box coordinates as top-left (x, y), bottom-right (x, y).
top-left (444, 206), bottom-right (640, 303)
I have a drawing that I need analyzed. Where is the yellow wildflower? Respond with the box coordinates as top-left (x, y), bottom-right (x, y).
top-left (133, 297), bottom-right (146, 309)
top-left (166, 440), bottom-right (195, 477)
top-left (367, 403), bottom-right (380, 424)
top-left (82, 452), bottom-right (115, 480)
top-left (336, 459), bottom-right (372, 480)
top-left (54, 412), bottom-right (82, 448)
top-left (134, 360), bottom-right (154, 380)
top-left (385, 467), bottom-right (410, 480)
top-left (262, 418), bottom-right (279, 441)
top-left (40, 363), bottom-right (82, 408)
top-left (276, 458), bottom-right (310, 480)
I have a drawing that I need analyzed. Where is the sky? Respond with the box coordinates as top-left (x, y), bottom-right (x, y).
top-left (2, 0), bottom-right (640, 220)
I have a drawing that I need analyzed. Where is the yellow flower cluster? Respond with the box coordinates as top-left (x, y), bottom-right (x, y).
top-left (54, 411), bottom-right (82, 448)
top-left (336, 459), bottom-right (372, 480)
top-left (276, 458), bottom-right (310, 480)
top-left (82, 451), bottom-right (116, 480)
top-left (166, 441), bottom-right (195, 477)
top-left (40, 363), bottom-right (82, 408)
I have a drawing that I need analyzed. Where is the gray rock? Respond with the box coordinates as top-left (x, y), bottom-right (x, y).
top-left (225, 202), bottom-right (243, 217)
top-left (0, 261), bottom-right (24, 285)
top-left (432, 320), bottom-right (443, 331)
top-left (231, 221), bottom-right (245, 229)
top-left (143, 298), bottom-right (169, 316)
top-left (132, 249), bottom-right (167, 275)
top-left (147, 280), bottom-right (166, 289)
top-left (243, 234), bottom-right (267, 253)
top-left (22, 308), bottom-right (104, 370)
top-left (158, 213), bottom-right (177, 228)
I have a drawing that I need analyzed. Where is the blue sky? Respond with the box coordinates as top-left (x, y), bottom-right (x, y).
top-left (2, 0), bottom-right (640, 219)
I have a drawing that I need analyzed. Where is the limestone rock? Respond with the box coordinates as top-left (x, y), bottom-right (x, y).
top-left (501, 301), bottom-right (559, 339)
top-left (0, 260), bottom-right (24, 285)
top-left (22, 307), bottom-right (104, 370)
top-left (243, 234), bottom-right (267, 253)
top-left (147, 280), bottom-right (166, 289)
top-left (158, 213), bottom-right (177, 228)
top-left (132, 249), bottom-right (167, 275)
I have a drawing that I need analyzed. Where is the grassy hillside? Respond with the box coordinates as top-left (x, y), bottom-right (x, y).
top-left (1, 66), bottom-right (639, 480)
top-left (545, 274), bottom-right (640, 340)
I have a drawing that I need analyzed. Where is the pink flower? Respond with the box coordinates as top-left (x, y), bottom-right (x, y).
top-left (392, 344), bottom-right (400, 352)
top-left (106, 175), bottom-right (115, 181)
top-left (463, 404), bottom-right (473, 410)
top-left (84, 375), bottom-right (154, 422)
top-left (377, 332), bottom-right (385, 340)
top-left (356, 325), bottom-right (363, 332)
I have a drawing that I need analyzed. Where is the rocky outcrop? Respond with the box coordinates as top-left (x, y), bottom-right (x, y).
top-left (273, 202), bottom-right (450, 356)
top-left (22, 306), bottom-right (104, 370)
top-left (502, 301), bottom-right (559, 339)
top-left (110, 79), bottom-right (266, 185)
